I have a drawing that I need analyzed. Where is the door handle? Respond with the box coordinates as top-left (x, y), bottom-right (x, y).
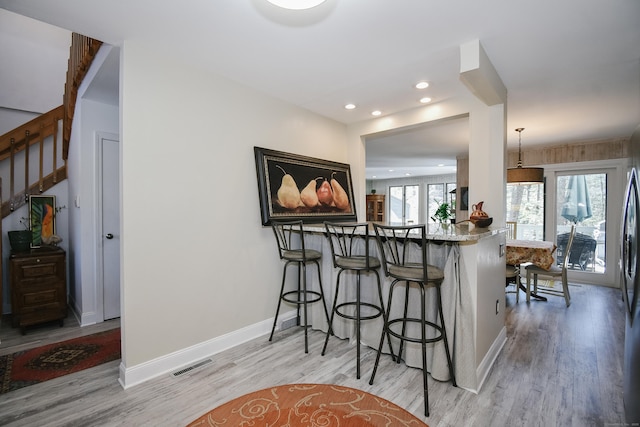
top-left (106, 233), bottom-right (114, 239)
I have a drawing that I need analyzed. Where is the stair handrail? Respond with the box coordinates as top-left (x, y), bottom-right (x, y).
top-left (63, 33), bottom-right (102, 160)
top-left (0, 33), bottom-right (101, 220)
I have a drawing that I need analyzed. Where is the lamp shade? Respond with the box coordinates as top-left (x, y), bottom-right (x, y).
top-left (507, 166), bottom-right (544, 184)
top-left (508, 127), bottom-right (544, 184)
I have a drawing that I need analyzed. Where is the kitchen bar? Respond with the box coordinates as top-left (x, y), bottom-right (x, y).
top-left (295, 223), bottom-right (506, 393)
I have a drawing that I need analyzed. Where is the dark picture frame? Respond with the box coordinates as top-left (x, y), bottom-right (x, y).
top-left (29, 194), bottom-right (56, 247)
top-left (254, 146), bottom-right (357, 225)
top-left (459, 186), bottom-right (469, 211)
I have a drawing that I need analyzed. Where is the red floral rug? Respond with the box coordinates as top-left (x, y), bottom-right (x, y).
top-left (0, 328), bottom-right (120, 394)
top-left (187, 383), bottom-right (428, 426)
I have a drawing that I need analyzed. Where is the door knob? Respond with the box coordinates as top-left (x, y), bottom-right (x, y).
top-left (106, 233), bottom-right (114, 239)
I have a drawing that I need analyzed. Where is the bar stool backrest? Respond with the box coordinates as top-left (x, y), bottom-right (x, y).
top-left (324, 222), bottom-right (372, 269)
top-left (373, 223), bottom-right (429, 282)
top-left (271, 220), bottom-right (307, 260)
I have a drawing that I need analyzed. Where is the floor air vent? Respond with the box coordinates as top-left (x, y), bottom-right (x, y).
top-left (172, 358), bottom-right (213, 377)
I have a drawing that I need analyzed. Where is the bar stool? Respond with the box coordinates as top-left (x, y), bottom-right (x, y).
top-left (321, 222), bottom-right (393, 379)
top-left (269, 220), bottom-right (331, 353)
top-left (369, 223), bottom-right (456, 417)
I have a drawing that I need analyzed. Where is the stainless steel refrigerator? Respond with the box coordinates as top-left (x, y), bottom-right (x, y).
top-left (622, 124), bottom-right (640, 423)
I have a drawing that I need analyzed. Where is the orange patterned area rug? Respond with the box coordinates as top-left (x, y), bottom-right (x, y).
top-left (188, 383), bottom-right (428, 427)
top-left (0, 328), bottom-right (120, 394)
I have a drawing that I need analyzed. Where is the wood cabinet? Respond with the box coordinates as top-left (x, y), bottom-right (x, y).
top-left (366, 194), bottom-right (386, 223)
top-left (10, 246), bottom-right (67, 334)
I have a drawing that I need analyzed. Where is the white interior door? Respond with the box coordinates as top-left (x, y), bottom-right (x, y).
top-left (100, 134), bottom-right (120, 320)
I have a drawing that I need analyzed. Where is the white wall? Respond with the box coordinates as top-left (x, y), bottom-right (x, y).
top-left (0, 9), bottom-right (69, 114)
top-left (346, 94), bottom-right (506, 227)
top-left (119, 40), bottom-right (348, 368)
top-left (66, 97), bottom-right (118, 325)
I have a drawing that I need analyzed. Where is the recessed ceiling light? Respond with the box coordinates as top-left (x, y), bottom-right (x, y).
top-left (405, 173), bottom-right (411, 176)
top-left (420, 97), bottom-right (432, 104)
top-left (266, 0), bottom-right (327, 10)
top-left (438, 164), bottom-right (444, 167)
top-left (344, 103), bottom-right (356, 110)
top-left (388, 169), bottom-right (394, 172)
top-left (415, 81), bottom-right (429, 89)
top-left (371, 110), bottom-right (382, 116)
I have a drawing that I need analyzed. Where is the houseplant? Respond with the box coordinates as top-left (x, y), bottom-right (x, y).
top-left (8, 217), bottom-right (32, 252)
top-left (431, 200), bottom-right (453, 227)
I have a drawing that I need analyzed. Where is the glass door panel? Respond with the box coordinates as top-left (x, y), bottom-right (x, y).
top-left (389, 185), bottom-right (420, 225)
top-left (555, 173), bottom-right (607, 275)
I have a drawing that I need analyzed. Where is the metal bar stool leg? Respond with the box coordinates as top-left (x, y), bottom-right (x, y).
top-left (374, 270), bottom-right (394, 361)
top-left (420, 284), bottom-right (429, 417)
top-left (270, 262), bottom-right (290, 342)
top-left (437, 285), bottom-right (456, 387)
top-left (369, 279), bottom-right (397, 386)
top-left (302, 262), bottom-right (309, 354)
top-left (397, 281), bottom-right (411, 363)
top-left (322, 270), bottom-right (343, 356)
top-left (314, 259), bottom-right (332, 335)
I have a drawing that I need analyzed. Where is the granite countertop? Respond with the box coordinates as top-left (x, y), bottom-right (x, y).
top-left (303, 222), bottom-right (501, 242)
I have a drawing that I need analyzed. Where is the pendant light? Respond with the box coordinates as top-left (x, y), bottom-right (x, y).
top-left (507, 127), bottom-right (544, 184)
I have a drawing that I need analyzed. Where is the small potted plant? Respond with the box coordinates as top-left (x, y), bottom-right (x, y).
top-left (8, 217), bottom-right (33, 252)
top-left (431, 200), bottom-right (452, 228)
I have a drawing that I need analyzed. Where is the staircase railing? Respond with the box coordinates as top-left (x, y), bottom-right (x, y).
top-left (0, 106), bottom-right (66, 218)
top-left (63, 33), bottom-right (102, 160)
top-left (0, 33), bottom-right (102, 220)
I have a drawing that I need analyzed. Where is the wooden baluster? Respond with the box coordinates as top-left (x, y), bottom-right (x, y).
top-left (24, 130), bottom-right (30, 202)
top-left (10, 137), bottom-right (15, 211)
top-left (39, 122), bottom-right (44, 192)
top-left (53, 117), bottom-right (59, 183)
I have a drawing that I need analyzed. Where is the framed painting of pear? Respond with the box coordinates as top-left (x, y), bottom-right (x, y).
top-left (254, 146), bottom-right (357, 225)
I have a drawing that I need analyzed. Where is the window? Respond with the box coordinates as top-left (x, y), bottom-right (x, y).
top-left (428, 183), bottom-right (456, 224)
top-left (389, 185), bottom-right (419, 225)
top-left (506, 182), bottom-right (544, 240)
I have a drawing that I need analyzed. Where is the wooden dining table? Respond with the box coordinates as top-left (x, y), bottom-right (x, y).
top-left (506, 239), bottom-right (557, 301)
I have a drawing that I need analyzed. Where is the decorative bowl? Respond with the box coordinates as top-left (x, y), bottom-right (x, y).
top-left (470, 217), bottom-right (493, 228)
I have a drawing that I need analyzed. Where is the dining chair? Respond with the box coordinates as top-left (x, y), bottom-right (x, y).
top-left (525, 225), bottom-right (576, 307)
top-left (321, 222), bottom-right (392, 379)
top-left (269, 220), bottom-right (332, 353)
top-left (505, 221), bottom-right (521, 301)
top-left (368, 223), bottom-right (456, 417)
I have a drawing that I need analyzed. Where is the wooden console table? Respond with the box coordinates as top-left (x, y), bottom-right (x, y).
top-left (10, 246), bottom-right (67, 334)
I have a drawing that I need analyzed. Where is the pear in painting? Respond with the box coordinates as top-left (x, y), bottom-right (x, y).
top-left (331, 174), bottom-right (350, 210)
top-left (276, 165), bottom-right (301, 209)
top-left (301, 179), bottom-right (319, 208)
top-left (317, 179), bottom-right (334, 206)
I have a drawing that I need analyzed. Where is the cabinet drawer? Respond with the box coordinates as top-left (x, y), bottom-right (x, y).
top-left (22, 289), bottom-right (59, 306)
top-left (21, 262), bottom-right (59, 278)
top-left (13, 257), bottom-right (64, 281)
top-left (19, 305), bottom-right (66, 327)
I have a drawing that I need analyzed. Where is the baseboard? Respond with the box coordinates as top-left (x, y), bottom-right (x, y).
top-left (118, 311), bottom-right (297, 389)
top-left (473, 326), bottom-right (507, 394)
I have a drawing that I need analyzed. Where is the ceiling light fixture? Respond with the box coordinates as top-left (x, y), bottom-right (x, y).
top-left (420, 97), bottom-right (432, 104)
top-left (507, 127), bottom-right (544, 184)
top-left (371, 110), bottom-right (382, 116)
top-left (415, 81), bottom-right (429, 89)
top-left (266, 0), bottom-right (327, 10)
top-left (344, 103), bottom-right (356, 110)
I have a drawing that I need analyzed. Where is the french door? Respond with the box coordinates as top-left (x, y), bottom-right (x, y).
top-left (389, 185), bottom-right (419, 225)
top-left (550, 167), bottom-right (620, 286)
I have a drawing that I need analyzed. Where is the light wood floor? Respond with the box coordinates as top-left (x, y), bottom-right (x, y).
top-left (0, 282), bottom-right (627, 426)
